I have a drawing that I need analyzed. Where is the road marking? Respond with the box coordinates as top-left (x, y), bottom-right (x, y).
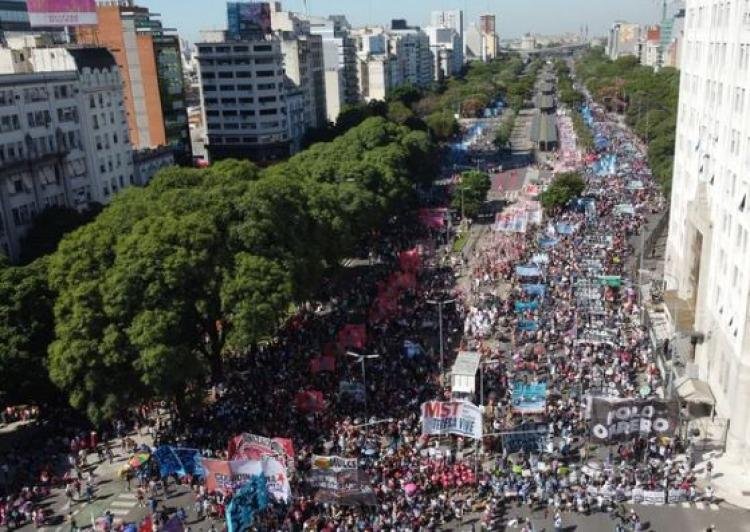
top-left (694, 502), bottom-right (705, 510)
top-left (118, 492), bottom-right (137, 500)
top-left (109, 508), bottom-right (131, 516)
top-left (681, 502), bottom-right (691, 508)
top-left (709, 503), bottom-right (720, 511)
top-left (110, 500), bottom-right (137, 508)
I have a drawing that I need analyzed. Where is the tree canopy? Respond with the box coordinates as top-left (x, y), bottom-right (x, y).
top-left (540, 172), bottom-right (586, 212)
top-left (42, 116), bottom-right (437, 423)
top-left (453, 170), bottom-right (491, 218)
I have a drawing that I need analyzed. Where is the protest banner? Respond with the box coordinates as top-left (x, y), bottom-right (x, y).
top-left (511, 383), bottom-right (547, 414)
top-left (295, 390), bottom-right (325, 413)
top-left (337, 324), bottom-right (367, 350)
top-left (228, 434), bottom-right (294, 464)
top-left (641, 490), bottom-right (666, 505)
top-left (590, 397), bottom-right (679, 442)
top-left (500, 427), bottom-right (548, 453)
top-left (418, 208), bottom-right (446, 229)
top-left (668, 489), bottom-right (688, 503)
top-left (309, 455), bottom-right (376, 506)
top-left (201, 458), bottom-right (291, 502)
top-left (421, 401), bottom-right (483, 439)
top-left (310, 355), bottom-right (336, 374)
top-left (515, 265), bottom-right (542, 277)
top-left (154, 446), bottom-right (203, 479)
top-left (339, 381), bottom-right (366, 403)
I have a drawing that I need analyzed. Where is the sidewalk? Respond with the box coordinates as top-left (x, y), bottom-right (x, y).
top-left (693, 450), bottom-right (750, 509)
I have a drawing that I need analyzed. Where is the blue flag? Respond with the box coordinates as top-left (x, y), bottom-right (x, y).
top-left (226, 474), bottom-right (269, 532)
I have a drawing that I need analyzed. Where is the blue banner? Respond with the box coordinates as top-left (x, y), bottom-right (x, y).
top-left (226, 474), bottom-right (269, 532)
top-left (555, 222), bottom-right (577, 235)
top-left (515, 265), bottom-right (542, 277)
top-left (522, 284), bottom-right (546, 298)
top-left (538, 236), bottom-right (559, 249)
top-left (512, 382), bottom-right (547, 413)
top-left (501, 427), bottom-right (548, 453)
top-left (514, 301), bottom-right (539, 313)
top-left (154, 447), bottom-right (204, 479)
top-left (518, 319), bottom-right (539, 332)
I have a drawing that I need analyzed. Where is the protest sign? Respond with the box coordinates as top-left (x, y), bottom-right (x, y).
top-left (310, 455), bottom-right (376, 506)
top-left (154, 447), bottom-right (203, 479)
top-left (228, 434), bottom-right (294, 464)
top-left (511, 382), bottom-right (547, 413)
top-left (590, 397), bottom-right (679, 442)
top-left (500, 427), bottom-right (548, 453)
top-left (201, 458), bottom-right (291, 502)
top-left (668, 489), bottom-right (688, 503)
top-left (641, 490), bottom-right (666, 505)
top-left (421, 401), bottom-right (483, 439)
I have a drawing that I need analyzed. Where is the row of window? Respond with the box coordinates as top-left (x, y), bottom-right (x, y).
top-left (0, 83), bottom-right (77, 108)
top-left (198, 44), bottom-right (274, 55)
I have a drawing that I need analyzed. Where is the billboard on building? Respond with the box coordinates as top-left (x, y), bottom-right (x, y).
top-left (227, 2), bottom-right (271, 39)
top-left (27, 0), bottom-right (97, 27)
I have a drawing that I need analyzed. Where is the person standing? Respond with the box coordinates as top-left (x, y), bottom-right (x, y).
top-left (554, 511), bottom-right (563, 532)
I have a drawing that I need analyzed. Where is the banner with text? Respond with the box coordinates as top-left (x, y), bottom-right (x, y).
top-left (421, 400), bottom-right (483, 440)
top-left (590, 397), bottom-right (679, 442)
top-left (201, 458), bottom-right (291, 502)
top-left (309, 455), bottom-right (376, 506)
top-left (511, 382), bottom-right (547, 414)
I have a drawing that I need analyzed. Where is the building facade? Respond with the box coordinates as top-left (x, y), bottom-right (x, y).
top-left (665, 0), bottom-right (750, 462)
top-left (0, 45), bottom-right (134, 261)
top-left (196, 35), bottom-right (292, 162)
top-left (388, 24), bottom-right (434, 88)
top-left (607, 22), bottom-right (641, 60)
top-left (76, 1), bottom-right (192, 165)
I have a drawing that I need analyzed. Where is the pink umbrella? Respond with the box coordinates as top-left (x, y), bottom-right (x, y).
top-left (404, 483), bottom-right (418, 496)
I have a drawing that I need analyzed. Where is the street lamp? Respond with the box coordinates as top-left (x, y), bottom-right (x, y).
top-left (426, 297), bottom-right (456, 384)
top-left (346, 351), bottom-right (380, 416)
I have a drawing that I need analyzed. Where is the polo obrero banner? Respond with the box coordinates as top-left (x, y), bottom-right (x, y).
top-left (590, 397), bottom-right (679, 442)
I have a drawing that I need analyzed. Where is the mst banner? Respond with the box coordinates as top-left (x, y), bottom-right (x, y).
top-left (590, 397), bottom-right (679, 442)
top-left (421, 401), bottom-right (483, 440)
top-left (309, 455), bottom-right (376, 506)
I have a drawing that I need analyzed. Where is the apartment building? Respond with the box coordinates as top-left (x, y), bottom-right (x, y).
top-left (425, 26), bottom-right (462, 80)
top-left (196, 33), bottom-right (293, 162)
top-left (389, 21), bottom-right (434, 88)
top-left (76, 1), bottom-right (192, 165)
top-left (0, 44), bottom-right (133, 261)
top-left (664, 0), bottom-right (750, 462)
top-left (607, 22), bottom-right (642, 60)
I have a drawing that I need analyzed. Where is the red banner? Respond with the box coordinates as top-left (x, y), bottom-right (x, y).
top-left (228, 433), bottom-right (295, 462)
top-left (418, 208), bottom-right (447, 229)
top-left (295, 390), bottom-right (325, 413)
top-left (337, 324), bottom-right (366, 350)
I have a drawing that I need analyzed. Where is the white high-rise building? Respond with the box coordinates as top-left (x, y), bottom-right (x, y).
top-left (425, 26), bottom-right (463, 79)
top-left (388, 25), bottom-right (434, 88)
top-left (665, 0), bottom-right (750, 462)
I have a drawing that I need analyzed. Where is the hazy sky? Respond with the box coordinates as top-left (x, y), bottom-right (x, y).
top-left (148, 0), bottom-right (663, 44)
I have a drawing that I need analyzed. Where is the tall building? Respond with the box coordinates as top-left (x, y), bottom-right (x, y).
top-left (639, 25), bottom-right (661, 68)
top-left (0, 0), bottom-right (31, 38)
top-left (607, 21), bottom-right (641, 60)
top-left (388, 21), bottom-right (434, 88)
top-left (0, 41), bottom-right (134, 261)
top-left (467, 14), bottom-right (499, 61)
top-left (227, 1), bottom-right (274, 39)
top-left (425, 26), bottom-right (462, 80)
top-left (430, 10), bottom-right (463, 42)
top-left (196, 33), bottom-right (293, 162)
top-left (479, 14), bottom-right (495, 35)
top-left (278, 31), bottom-right (326, 129)
top-left (664, 0), bottom-right (750, 462)
top-left (76, 1), bottom-right (192, 165)
top-left (352, 27), bottom-right (392, 102)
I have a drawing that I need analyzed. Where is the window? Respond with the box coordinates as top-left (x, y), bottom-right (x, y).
top-left (220, 98), bottom-right (237, 105)
top-left (254, 45), bottom-right (272, 52)
top-left (233, 46), bottom-right (249, 52)
top-left (219, 85), bottom-right (235, 91)
top-left (202, 72), bottom-right (216, 79)
top-left (237, 85), bottom-right (253, 91)
top-left (256, 71), bottom-right (274, 78)
top-left (236, 71), bottom-right (252, 78)
top-left (218, 72), bottom-right (234, 79)
top-left (203, 85), bottom-right (217, 92)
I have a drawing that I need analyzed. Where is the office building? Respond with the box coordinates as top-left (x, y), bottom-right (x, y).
top-left (430, 10), bottom-right (463, 42)
top-left (466, 14), bottom-right (498, 62)
top-left (352, 27), bottom-right (392, 102)
top-left (196, 34), bottom-right (293, 162)
top-left (0, 42), bottom-right (134, 261)
top-left (278, 31), bottom-right (326, 129)
top-left (664, 0), bottom-right (750, 462)
top-left (479, 14), bottom-right (495, 36)
top-left (639, 25), bottom-right (661, 67)
top-left (425, 26), bottom-right (462, 80)
top-left (388, 21), bottom-right (434, 88)
top-left (76, 1), bottom-right (192, 165)
top-left (0, 0), bottom-right (31, 38)
top-left (607, 21), bottom-right (641, 60)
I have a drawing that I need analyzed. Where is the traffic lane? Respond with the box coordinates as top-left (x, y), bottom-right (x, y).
top-left (492, 169), bottom-right (526, 193)
top-left (449, 503), bottom-right (750, 532)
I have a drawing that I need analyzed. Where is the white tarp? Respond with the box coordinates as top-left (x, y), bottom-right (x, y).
top-left (450, 351), bottom-right (480, 394)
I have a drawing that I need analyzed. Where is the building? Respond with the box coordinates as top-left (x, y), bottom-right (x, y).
top-left (466, 14), bottom-right (499, 62)
top-left (429, 9), bottom-right (463, 63)
top-left (388, 21), bottom-right (434, 88)
top-left (639, 25), bottom-right (661, 67)
top-left (0, 0), bottom-right (31, 38)
top-left (662, 9), bottom-right (686, 69)
top-left (352, 27), bottom-right (392, 102)
top-left (227, 1), bottom-right (275, 39)
top-left (278, 32), bottom-right (326, 129)
top-left (520, 33), bottom-right (537, 51)
top-left (196, 34), bottom-right (293, 162)
top-left (607, 21), bottom-right (641, 60)
top-left (664, 0), bottom-right (750, 463)
top-left (479, 14), bottom-right (495, 36)
top-left (76, 1), bottom-right (192, 165)
top-left (0, 43), bottom-right (134, 261)
top-left (425, 26), bottom-right (462, 80)
top-left (133, 146), bottom-right (174, 186)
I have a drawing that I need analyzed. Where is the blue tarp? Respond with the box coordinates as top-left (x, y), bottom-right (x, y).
top-left (538, 236), bottom-right (559, 249)
top-left (515, 265), bottom-right (542, 277)
top-left (556, 222), bottom-right (577, 235)
top-left (518, 319), bottom-right (539, 332)
top-left (515, 300), bottom-right (540, 312)
top-left (512, 382), bottom-right (548, 413)
top-left (522, 284), bottom-right (546, 297)
top-left (154, 446), bottom-right (204, 479)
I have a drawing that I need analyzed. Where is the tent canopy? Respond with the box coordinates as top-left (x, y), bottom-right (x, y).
top-left (675, 377), bottom-right (715, 405)
top-left (451, 351), bottom-right (481, 394)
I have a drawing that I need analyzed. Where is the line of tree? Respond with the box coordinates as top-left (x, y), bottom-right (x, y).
top-left (554, 60), bottom-right (594, 152)
top-left (540, 172), bottom-right (586, 212)
top-left (575, 47), bottom-right (679, 193)
top-left (0, 117), bottom-right (437, 423)
top-left (493, 110), bottom-right (517, 153)
top-left (452, 170), bottom-right (492, 218)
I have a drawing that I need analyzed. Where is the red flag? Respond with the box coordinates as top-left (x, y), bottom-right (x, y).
top-left (139, 516), bottom-right (153, 532)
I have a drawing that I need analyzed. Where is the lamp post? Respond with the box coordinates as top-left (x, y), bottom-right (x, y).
top-left (427, 297), bottom-right (456, 385)
top-left (346, 351), bottom-right (381, 417)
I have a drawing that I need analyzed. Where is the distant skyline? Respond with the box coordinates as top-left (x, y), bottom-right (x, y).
top-left (146, 0), bottom-right (664, 44)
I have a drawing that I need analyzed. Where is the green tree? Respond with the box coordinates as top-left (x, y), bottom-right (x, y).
top-left (540, 172), bottom-right (586, 212)
top-left (387, 101), bottom-right (414, 125)
top-left (453, 170), bottom-right (491, 218)
top-left (20, 205), bottom-right (102, 264)
top-left (0, 260), bottom-right (56, 404)
top-left (425, 111), bottom-right (458, 141)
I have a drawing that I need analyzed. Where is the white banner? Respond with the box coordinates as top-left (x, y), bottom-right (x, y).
top-left (421, 400), bottom-right (483, 439)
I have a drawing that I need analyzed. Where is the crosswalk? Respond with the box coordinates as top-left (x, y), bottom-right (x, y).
top-left (679, 501), bottom-right (720, 511)
top-left (107, 492), bottom-right (138, 517)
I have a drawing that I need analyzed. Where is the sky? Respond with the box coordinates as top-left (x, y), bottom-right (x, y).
top-left (147, 0), bottom-right (663, 44)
